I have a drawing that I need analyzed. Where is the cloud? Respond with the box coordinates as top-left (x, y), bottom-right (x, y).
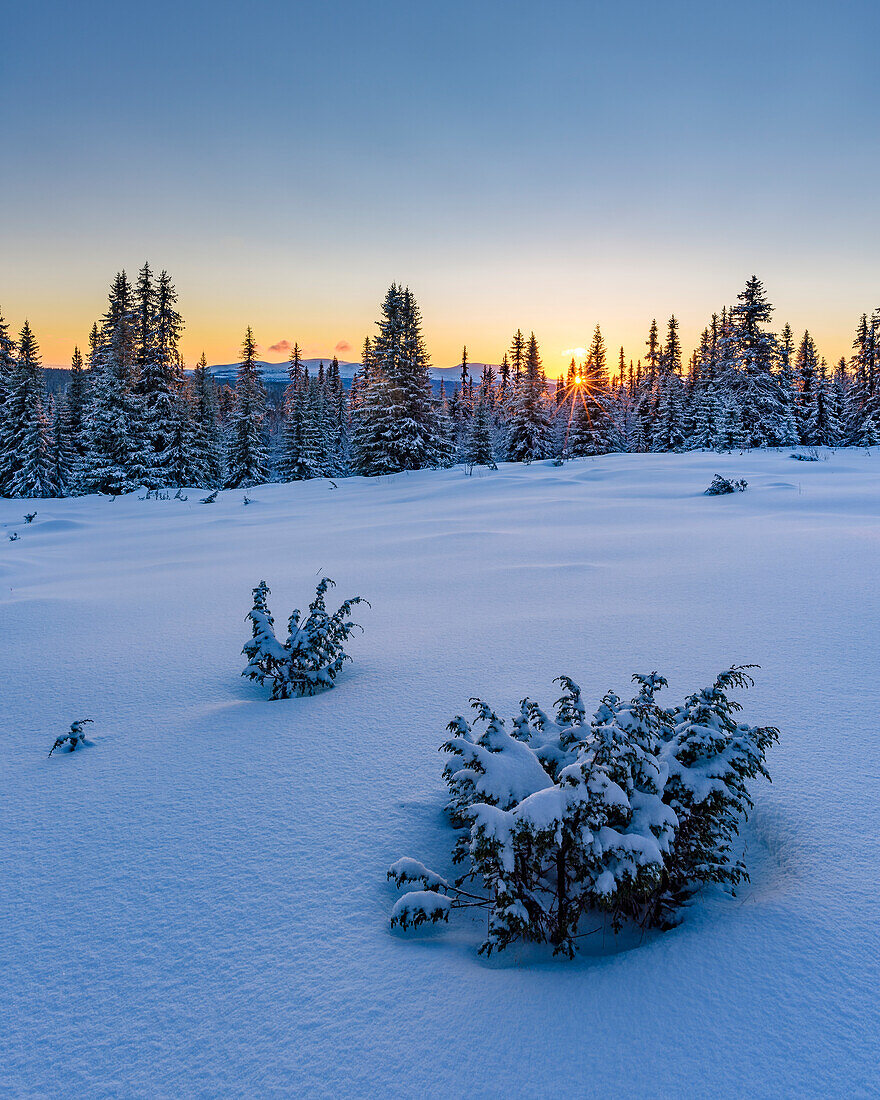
top-left (334, 340), bottom-right (352, 355)
top-left (269, 339), bottom-right (291, 353)
top-left (562, 347), bottom-right (588, 360)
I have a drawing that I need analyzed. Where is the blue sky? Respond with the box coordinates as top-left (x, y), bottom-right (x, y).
top-left (2, 0), bottom-right (878, 369)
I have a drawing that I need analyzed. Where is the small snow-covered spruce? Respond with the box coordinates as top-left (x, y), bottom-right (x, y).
top-left (242, 578), bottom-right (368, 700)
top-left (24, 512), bottom-right (37, 523)
top-left (657, 665), bottom-right (778, 924)
top-left (389, 668), bottom-right (776, 956)
top-left (48, 719), bottom-right (93, 757)
top-left (705, 474), bottom-right (747, 495)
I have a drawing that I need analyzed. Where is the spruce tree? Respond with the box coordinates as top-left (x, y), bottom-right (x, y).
top-left (724, 276), bottom-right (786, 447)
top-left (136, 266), bottom-right (186, 486)
top-left (351, 335), bottom-right (396, 475)
top-left (353, 284), bottom-right (445, 474)
top-left (506, 333), bottom-right (551, 463)
top-left (652, 377), bottom-right (686, 452)
top-left (66, 346), bottom-right (89, 468)
top-left (0, 306), bottom-right (18, 494)
top-left (226, 327), bottom-right (270, 488)
top-left (849, 311), bottom-right (880, 445)
top-left (795, 330), bottom-right (820, 445)
top-left (465, 394), bottom-right (496, 471)
top-left (4, 322), bottom-right (59, 498)
top-left (49, 393), bottom-right (77, 494)
top-left (577, 324), bottom-right (615, 453)
top-left (279, 354), bottom-right (317, 480)
top-left (662, 315), bottom-right (682, 375)
top-left (191, 352), bottom-right (225, 487)
top-left (509, 330), bottom-right (526, 383)
top-left (82, 271), bottom-right (146, 493)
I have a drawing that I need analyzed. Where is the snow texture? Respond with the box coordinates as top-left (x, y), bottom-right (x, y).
top-left (1, 449), bottom-right (879, 1097)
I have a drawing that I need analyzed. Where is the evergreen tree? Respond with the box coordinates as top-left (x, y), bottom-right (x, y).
top-left (49, 393), bottom-right (77, 494)
top-left (509, 329), bottom-right (526, 382)
top-left (136, 266), bottom-right (185, 486)
top-left (191, 352), bottom-right (225, 487)
top-left (690, 384), bottom-right (720, 449)
top-left (506, 332), bottom-right (551, 463)
top-left (849, 311), bottom-right (880, 445)
top-left (4, 322), bottom-right (59, 497)
top-left (575, 324), bottom-right (615, 453)
top-left (351, 334), bottom-right (395, 475)
top-left (794, 330), bottom-right (820, 445)
top-left (661, 315), bottom-right (682, 375)
top-left (714, 396), bottom-right (747, 451)
top-left (82, 271), bottom-right (146, 493)
top-left (279, 358), bottom-right (317, 481)
top-left (0, 306), bottom-right (18, 493)
top-left (652, 376), bottom-right (686, 451)
top-left (645, 319), bottom-right (662, 386)
top-left (465, 394), bottom-right (496, 471)
top-left (66, 346), bottom-right (89, 465)
top-left (226, 327), bottom-right (270, 487)
top-left (163, 383), bottom-right (201, 485)
top-left (724, 276), bottom-right (786, 446)
top-left (353, 284), bottom-right (445, 474)
top-left (498, 353), bottom-right (511, 405)
top-left (660, 667), bottom-right (778, 917)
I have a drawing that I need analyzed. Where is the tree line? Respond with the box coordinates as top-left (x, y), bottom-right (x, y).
top-left (1, 271), bottom-right (878, 497)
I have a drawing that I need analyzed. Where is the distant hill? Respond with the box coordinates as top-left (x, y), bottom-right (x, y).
top-left (206, 359), bottom-right (498, 388)
top-left (42, 359), bottom-right (502, 395)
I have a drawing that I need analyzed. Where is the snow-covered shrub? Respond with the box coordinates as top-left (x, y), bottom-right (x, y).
top-left (242, 578), bottom-right (368, 700)
top-left (790, 448), bottom-right (820, 462)
top-left (657, 666), bottom-right (778, 924)
top-left (389, 667), bottom-right (777, 957)
top-left (705, 474), bottom-right (748, 495)
top-left (48, 719), bottom-right (93, 757)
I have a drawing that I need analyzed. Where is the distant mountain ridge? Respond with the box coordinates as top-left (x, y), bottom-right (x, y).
top-left (206, 359), bottom-right (498, 386)
top-left (41, 360), bottom-right (502, 391)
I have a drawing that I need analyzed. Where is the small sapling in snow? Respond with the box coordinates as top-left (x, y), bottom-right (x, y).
top-left (705, 474), bottom-right (748, 495)
top-left (48, 719), bottom-right (94, 757)
top-left (199, 490), bottom-right (218, 504)
top-left (24, 512), bottom-right (37, 523)
top-left (8, 532), bottom-right (20, 541)
top-left (242, 578), bottom-right (369, 699)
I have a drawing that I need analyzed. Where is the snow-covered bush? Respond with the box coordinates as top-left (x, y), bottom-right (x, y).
top-left (48, 719), bottom-right (93, 757)
top-left (790, 448), bottom-right (821, 462)
top-left (389, 667), bottom-right (777, 957)
top-left (242, 578), bottom-right (368, 699)
top-left (705, 474), bottom-right (748, 495)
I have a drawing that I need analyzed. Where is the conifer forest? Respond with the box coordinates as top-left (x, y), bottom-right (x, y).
top-left (2, 270), bottom-right (878, 499)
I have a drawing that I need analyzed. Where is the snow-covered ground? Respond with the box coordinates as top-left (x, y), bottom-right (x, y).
top-left (2, 451), bottom-right (879, 1098)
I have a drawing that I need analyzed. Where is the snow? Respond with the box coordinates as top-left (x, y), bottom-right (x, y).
top-left (1, 448), bottom-right (879, 1097)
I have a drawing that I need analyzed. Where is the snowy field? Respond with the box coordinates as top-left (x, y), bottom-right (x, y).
top-left (2, 450), bottom-right (879, 1098)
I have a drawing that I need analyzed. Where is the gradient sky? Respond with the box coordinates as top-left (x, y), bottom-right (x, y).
top-left (3, 0), bottom-right (879, 372)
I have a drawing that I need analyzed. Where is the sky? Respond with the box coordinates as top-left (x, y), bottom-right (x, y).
top-left (2, 0), bottom-right (879, 372)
